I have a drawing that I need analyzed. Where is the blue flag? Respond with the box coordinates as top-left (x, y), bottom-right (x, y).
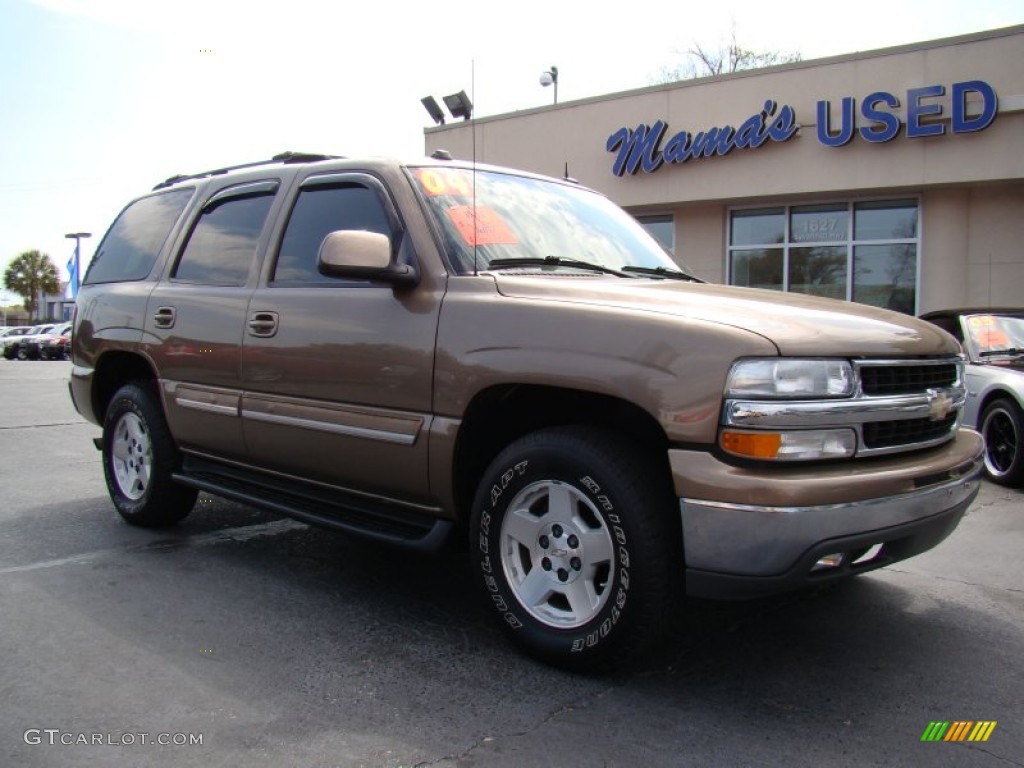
top-left (66, 250), bottom-right (78, 299)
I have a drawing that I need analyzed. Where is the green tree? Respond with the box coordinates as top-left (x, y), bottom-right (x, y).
top-left (4, 250), bottom-right (60, 321)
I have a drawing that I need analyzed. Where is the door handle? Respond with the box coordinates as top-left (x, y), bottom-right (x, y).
top-left (154, 306), bottom-right (176, 329)
top-left (248, 311), bottom-right (279, 338)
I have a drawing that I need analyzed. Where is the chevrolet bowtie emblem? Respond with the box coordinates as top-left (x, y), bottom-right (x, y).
top-left (927, 389), bottom-right (954, 421)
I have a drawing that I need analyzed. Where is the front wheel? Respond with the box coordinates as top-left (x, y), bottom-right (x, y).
top-left (102, 383), bottom-right (197, 527)
top-left (980, 398), bottom-right (1024, 487)
top-left (470, 426), bottom-right (678, 671)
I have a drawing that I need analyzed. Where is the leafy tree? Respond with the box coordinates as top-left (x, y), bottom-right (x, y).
top-left (4, 250), bottom-right (60, 321)
top-left (654, 26), bottom-right (802, 83)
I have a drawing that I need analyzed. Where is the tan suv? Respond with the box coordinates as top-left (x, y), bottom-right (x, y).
top-left (70, 152), bottom-right (983, 670)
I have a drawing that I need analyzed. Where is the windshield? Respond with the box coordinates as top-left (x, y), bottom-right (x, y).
top-left (411, 166), bottom-right (687, 276)
top-left (964, 314), bottom-right (1024, 356)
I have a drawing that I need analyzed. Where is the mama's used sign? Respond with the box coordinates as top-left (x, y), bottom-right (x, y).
top-left (606, 80), bottom-right (997, 177)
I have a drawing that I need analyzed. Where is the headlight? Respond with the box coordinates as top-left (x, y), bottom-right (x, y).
top-left (725, 358), bottom-right (854, 398)
top-left (720, 428), bottom-right (856, 460)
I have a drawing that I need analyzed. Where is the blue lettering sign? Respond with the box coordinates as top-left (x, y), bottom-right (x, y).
top-left (609, 80), bottom-right (997, 174)
top-left (907, 85), bottom-right (946, 138)
top-left (952, 80), bottom-right (998, 133)
top-left (606, 100), bottom-right (799, 176)
top-left (816, 97), bottom-right (855, 147)
top-left (606, 122), bottom-right (666, 176)
top-left (859, 91), bottom-right (901, 143)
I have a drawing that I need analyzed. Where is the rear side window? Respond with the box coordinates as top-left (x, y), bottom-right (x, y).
top-left (272, 184), bottom-right (393, 284)
top-left (173, 188), bottom-right (276, 286)
top-left (84, 189), bottom-right (193, 284)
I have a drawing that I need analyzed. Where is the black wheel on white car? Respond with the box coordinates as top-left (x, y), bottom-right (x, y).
top-left (980, 397), bottom-right (1024, 487)
top-left (470, 426), bottom-right (678, 671)
top-left (102, 382), bottom-right (197, 527)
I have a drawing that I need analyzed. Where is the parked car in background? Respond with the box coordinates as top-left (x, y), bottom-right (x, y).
top-left (921, 309), bottom-right (1024, 486)
top-left (1, 326), bottom-right (32, 339)
top-left (2, 325), bottom-right (54, 360)
top-left (20, 323), bottom-right (72, 360)
top-left (40, 330), bottom-right (73, 360)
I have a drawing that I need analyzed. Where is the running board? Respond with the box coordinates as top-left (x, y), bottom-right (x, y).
top-left (172, 457), bottom-right (453, 552)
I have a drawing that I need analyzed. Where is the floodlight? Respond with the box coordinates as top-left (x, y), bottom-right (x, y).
top-left (421, 96), bottom-right (445, 125)
top-left (443, 91), bottom-right (473, 121)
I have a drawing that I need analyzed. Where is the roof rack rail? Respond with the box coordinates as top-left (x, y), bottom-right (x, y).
top-left (152, 151), bottom-right (343, 190)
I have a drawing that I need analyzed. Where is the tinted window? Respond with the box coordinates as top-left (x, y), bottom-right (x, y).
top-left (174, 192), bottom-right (275, 285)
top-left (272, 184), bottom-right (393, 284)
top-left (84, 189), bottom-right (193, 284)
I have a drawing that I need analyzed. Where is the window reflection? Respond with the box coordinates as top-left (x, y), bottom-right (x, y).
top-left (731, 248), bottom-right (782, 290)
top-left (174, 194), bottom-right (274, 285)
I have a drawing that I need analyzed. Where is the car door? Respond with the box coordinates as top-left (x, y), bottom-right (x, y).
top-left (144, 179), bottom-right (283, 460)
top-left (240, 171), bottom-right (442, 505)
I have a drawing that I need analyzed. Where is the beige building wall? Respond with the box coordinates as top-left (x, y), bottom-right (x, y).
top-left (425, 26), bottom-right (1024, 312)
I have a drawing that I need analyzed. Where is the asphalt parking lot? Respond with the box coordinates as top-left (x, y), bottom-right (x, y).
top-left (1, 360), bottom-right (1022, 768)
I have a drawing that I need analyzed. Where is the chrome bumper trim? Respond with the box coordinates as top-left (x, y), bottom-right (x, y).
top-left (679, 458), bottom-right (982, 577)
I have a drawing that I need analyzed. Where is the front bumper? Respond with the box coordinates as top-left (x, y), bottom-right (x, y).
top-left (673, 429), bottom-right (984, 599)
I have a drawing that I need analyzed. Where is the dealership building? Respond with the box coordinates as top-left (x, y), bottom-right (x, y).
top-left (424, 25), bottom-right (1024, 315)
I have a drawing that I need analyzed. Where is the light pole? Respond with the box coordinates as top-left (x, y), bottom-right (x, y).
top-left (540, 66), bottom-right (559, 105)
top-left (64, 232), bottom-right (91, 299)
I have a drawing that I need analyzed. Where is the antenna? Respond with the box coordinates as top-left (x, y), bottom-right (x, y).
top-left (472, 59), bottom-right (478, 277)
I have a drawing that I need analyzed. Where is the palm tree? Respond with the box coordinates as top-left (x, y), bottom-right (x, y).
top-left (4, 250), bottom-right (60, 321)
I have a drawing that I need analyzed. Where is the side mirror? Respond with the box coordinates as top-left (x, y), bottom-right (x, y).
top-left (317, 230), bottom-right (419, 287)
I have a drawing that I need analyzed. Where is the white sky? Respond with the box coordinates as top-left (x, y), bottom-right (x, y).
top-left (1, 0), bottom-right (1022, 304)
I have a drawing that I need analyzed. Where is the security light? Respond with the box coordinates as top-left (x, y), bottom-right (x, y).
top-left (443, 91), bottom-right (473, 121)
top-left (540, 65), bottom-right (559, 104)
top-left (421, 96), bottom-right (446, 125)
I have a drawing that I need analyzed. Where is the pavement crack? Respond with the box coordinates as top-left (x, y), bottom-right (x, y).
top-left (886, 567), bottom-right (1023, 594)
top-left (414, 682), bottom-right (622, 767)
top-left (0, 421), bottom-right (88, 430)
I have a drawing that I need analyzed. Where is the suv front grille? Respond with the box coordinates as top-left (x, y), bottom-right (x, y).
top-left (859, 363), bottom-right (958, 395)
top-left (862, 414), bottom-right (958, 450)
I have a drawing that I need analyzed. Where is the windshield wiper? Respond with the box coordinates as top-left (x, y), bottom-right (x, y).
top-left (979, 348), bottom-right (1024, 357)
top-left (622, 265), bottom-right (703, 282)
top-left (486, 256), bottom-right (633, 278)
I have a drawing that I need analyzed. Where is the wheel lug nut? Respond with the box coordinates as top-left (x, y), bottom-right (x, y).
top-left (541, 557), bottom-right (552, 571)
top-left (567, 535), bottom-right (579, 548)
top-left (570, 557), bottom-right (582, 571)
top-left (539, 535), bottom-right (550, 549)
top-left (552, 524), bottom-right (563, 538)
top-left (557, 569), bottom-right (568, 582)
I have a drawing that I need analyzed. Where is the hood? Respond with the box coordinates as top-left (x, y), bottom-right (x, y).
top-left (493, 276), bottom-right (959, 357)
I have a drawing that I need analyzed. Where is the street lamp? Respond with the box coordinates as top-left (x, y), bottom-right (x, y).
top-left (64, 232), bottom-right (91, 299)
top-left (540, 66), bottom-right (558, 104)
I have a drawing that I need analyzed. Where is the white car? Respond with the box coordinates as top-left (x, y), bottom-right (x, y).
top-left (921, 309), bottom-right (1024, 486)
top-left (2, 324), bottom-right (54, 359)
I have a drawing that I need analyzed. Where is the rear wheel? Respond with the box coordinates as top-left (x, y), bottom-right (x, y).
top-left (980, 398), bottom-right (1024, 487)
top-left (470, 426), bottom-right (678, 671)
top-left (102, 383), bottom-right (197, 527)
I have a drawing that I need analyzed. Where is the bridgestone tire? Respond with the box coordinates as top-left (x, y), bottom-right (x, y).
top-left (102, 383), bottom-right (197, 527)
top-left (980, 398), bottom-right (1024, 488)
top-left (470, 426), bottom-right (678, 672)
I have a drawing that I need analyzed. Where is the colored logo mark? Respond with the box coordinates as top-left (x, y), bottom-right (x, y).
top-left (921, 721), bottom-right (997, 742)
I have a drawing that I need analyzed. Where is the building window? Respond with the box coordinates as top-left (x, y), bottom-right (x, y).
top-left (636, 214), bottom-right (674, 252)
top-left (728, 200), bottom-right (919, 314)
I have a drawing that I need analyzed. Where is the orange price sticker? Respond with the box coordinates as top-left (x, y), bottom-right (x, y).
top-left (445, 205), bottom-right (519, 246)
top-left (415, 168), bottom-right (473, 197)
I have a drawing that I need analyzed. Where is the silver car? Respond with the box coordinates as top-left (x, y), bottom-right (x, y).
top-left (921, 309), bottom-right (1024, 486)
